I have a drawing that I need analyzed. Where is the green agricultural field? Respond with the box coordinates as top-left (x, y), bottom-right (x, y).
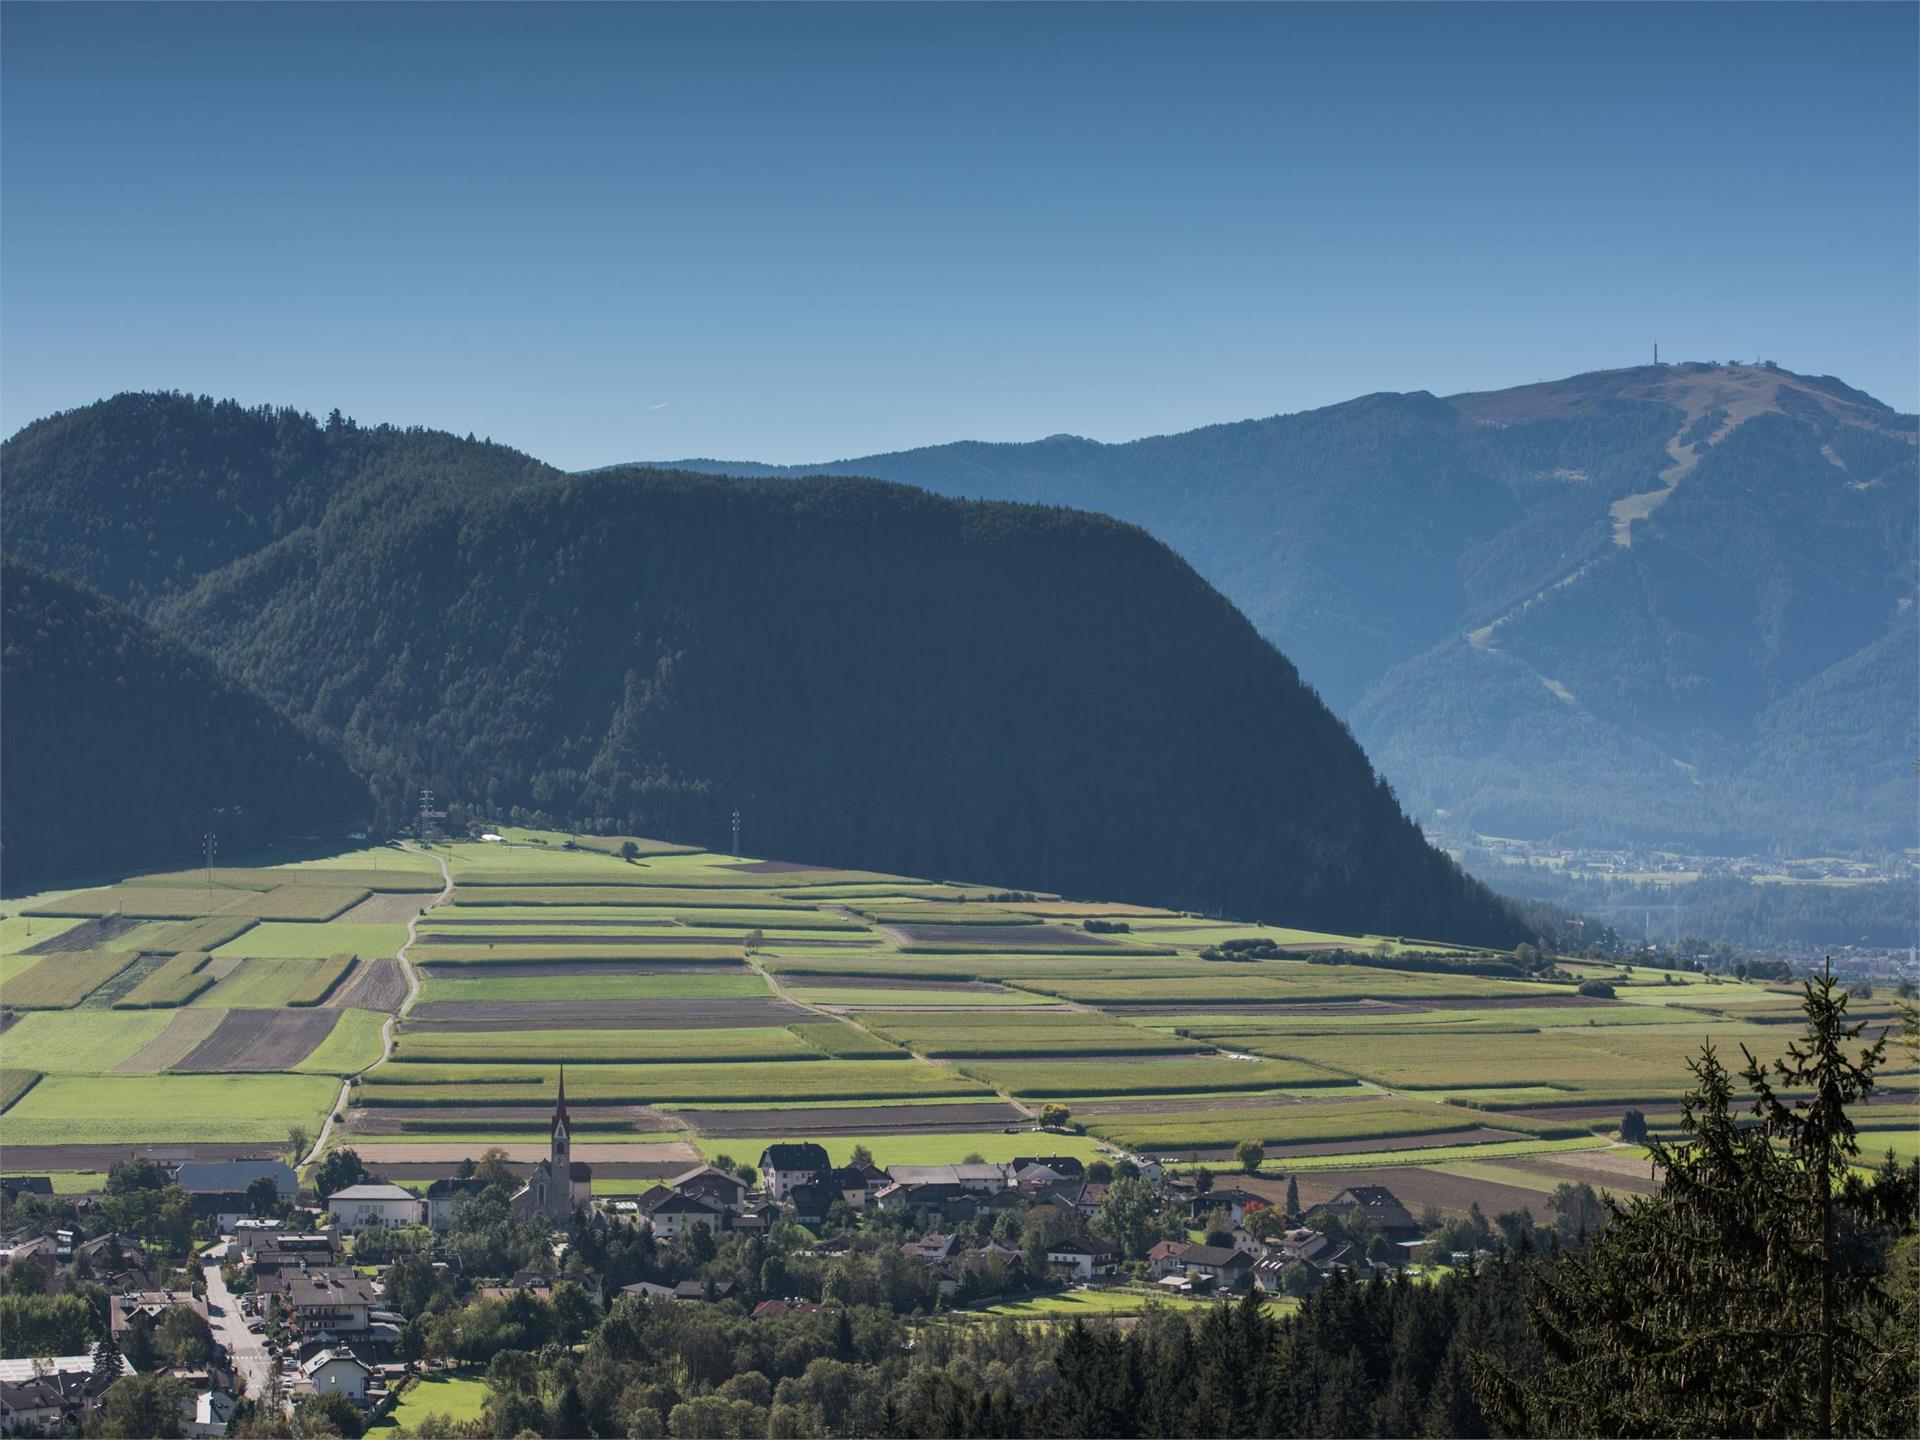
top-left (276, 845), bottom-right (446, 877)
top-left (961, 1056), bottom-right (1350, 1098)
top-left (0, 948), bottom-right (138, 1008)
top-left (289, 954), bottom-right (358, 1005)
top-left (0, 953), bottom-right (45, 986)
top-left (788, 1022), bottom-right (909, 1058)
top-left (294, 1010), bottom-right (390, 1075)
top-left (356, 1059), bottom-right (991, 1106)
top-left (214, 922), bottom-right (408, 960)
top-left (1242, 1022), bottom-right (1825, 1096)
top-left (783, 985), bottom-right (1060, 1008)
top-left (1009, 965), bottom-right (1568, 1007)
top-left (0, 914), bottom-right (82, 953)
top-left (391, 1025), bottom-right (816, 1066)
top-left (1082, 1099), bottom-right (1504, 1153)
top-left (4, 1073), bottom-right (339, 1145)
top-left (1270, 1135), bottom-right (1616, 1172)
top-left (194, 958), bottom-right (330, 1009)
top-left (115, 951), bottom-right (215, 1008)
top-left (693, 1131), bottom-right (1110, 1169)
top-left (417, 972), bottom-right (772, 1003)
top-left (0, 1070), bottom-right (44, 1113)
top-left (449, 885), bottom-right (814, 907)
top-left (1, 1012), bottom-right (177, 1072)
top-left (855, 1011), bottom-right (1208, 1058)
top-left (414, 943), bottom-right (744, 968)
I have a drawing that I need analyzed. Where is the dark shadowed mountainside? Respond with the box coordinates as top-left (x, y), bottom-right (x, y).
top-left (0, 558), bottom-right (371, 886)
top-left (647, 363), bottom-right (1918, 854)
top-left (1, 395), bottom-right (1525, 944)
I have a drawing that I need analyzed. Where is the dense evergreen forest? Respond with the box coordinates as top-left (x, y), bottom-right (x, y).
top-left (654, 363), bottom-right (1919, 856)
top-left (1, 395), bottom-right (1523, 944)
top-left (0, 559), bottom-right (369, 886)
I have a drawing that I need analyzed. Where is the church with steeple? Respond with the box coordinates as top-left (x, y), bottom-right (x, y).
top-left (509, 1068), bottom-right (592, 1222)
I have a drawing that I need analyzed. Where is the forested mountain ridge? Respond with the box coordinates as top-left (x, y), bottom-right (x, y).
top-left (1, 397), bottom-right (1524, 944)
top-left (648, 362), bottom-right (1918, 854)
top-left (0, 558), bottom-right (370, 885)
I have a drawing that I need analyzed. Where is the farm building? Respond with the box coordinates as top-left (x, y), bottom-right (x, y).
top-left (759, 1143), bottom-right (831, 1201)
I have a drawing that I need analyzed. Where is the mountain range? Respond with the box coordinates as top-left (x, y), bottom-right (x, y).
top-left (646, 362), bottom-right (1918, 857)
top-left (1, 394), bottom-right (1524, 946)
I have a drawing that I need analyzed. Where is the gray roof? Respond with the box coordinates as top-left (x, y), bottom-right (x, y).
top-left (174, 1160), bottom-right (297, 1195)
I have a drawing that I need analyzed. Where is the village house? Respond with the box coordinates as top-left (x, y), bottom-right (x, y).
top-left (298, 1349), bottom-right (374, 1404)
top-left (264, 1267), bottom-right (382, 1336)
top-left (183, 1388), bottom-right (237, 1439)
top-left (634, 1187), bottom-right (731, 1241)
top-left (424, 1177), bottom-right (492, 1232)
top-left (325, 1183), bottom-right (423, 1233)
top-left (109, 1289), bottom-right (207, 1342)
top-left (1185, 1187), bottom-right (1266, 1227)
top-left (663, 1165), bottom-right (749, 1211)
top-left (0, 1350), bottom-right (124, 1436)
top-left (886, 1163), bottom-right (1008, 1194)
top-left (1305, 1185), bottom-right (1421, 1243)
top-left (1044, 1236), bottom-right (1119, 1282)
top-left (1151, 1242), bottom-right (1254, 1292)
top-left (829, 1162), bottom-right (889, 1207)
top-left (172, 1159), bottom-right (296, 1225)
top-left (758, 1143), bottom-right (830, 1201)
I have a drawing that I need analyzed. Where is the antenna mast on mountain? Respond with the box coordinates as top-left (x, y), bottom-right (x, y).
top-left (731, 810), bottom-right (741, 857)
top-left (203, 827), bottom-right (217, 896)
top-left (1654, 341), bottom-right (1659, 366)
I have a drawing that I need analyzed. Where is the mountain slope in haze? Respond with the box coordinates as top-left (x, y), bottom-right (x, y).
top-left (0, 558), bottom-right (371, 886)
top-left (649, 362), bottom-right (1918, 854)
top-left (1, 396), bottom-right (1525, 945)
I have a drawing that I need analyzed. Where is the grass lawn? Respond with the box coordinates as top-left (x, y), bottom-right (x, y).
top-left (0, 1011), bottom-right (173, 1072)
top-left (4, 1073), bottom-right (339, 1144)
top-left (979, 1288), bottom-right (1275, 1318)
top-left (294, 1010), bottom-right (390, 1075)
top-left (214, 922), bottom-right (408, 960)
top-left (692, 1131), bottom-right (1110, 1169)
top-left (373, 1370), bottom-right (491, 1430)
top-left (0, 1171), bottom-right (105, 1194)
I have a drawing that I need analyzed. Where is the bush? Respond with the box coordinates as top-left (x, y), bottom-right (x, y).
top-left (1577, 979), bottom-right (1617, 999)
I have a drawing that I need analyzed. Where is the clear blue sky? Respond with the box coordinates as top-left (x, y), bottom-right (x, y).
top-left (4, 3), bottom-right (1914, 469)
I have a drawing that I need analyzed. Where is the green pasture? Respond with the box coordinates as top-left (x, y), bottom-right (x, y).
top-left (1251, 1135), bottom-right (1617, 1173)
top-left (413, 943), bottom-right (745, 968)
top-left (979, 1288), bottom-right (1244, 1318)
top-left (4, 1072), bottom-right (339, 1144)
top-left (1, 1070), bottom-right (44, 1112)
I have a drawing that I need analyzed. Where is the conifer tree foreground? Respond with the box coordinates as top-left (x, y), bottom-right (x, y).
top-left (1479, 969), bottom-right (1919, 1438)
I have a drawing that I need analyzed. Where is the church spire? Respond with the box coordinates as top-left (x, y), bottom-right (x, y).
top-left (555, 1065), bottom-right (569, 1128)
